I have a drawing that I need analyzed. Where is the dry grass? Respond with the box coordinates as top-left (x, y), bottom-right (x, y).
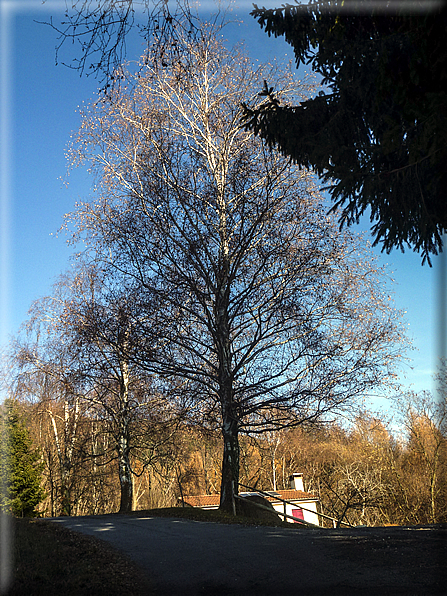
top-left (128, 505), bottom-right (295, 527)
top-left (6, 517), bottom-right (153, 596)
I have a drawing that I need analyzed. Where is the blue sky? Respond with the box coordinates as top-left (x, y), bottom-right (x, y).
top-left (0, 1), bottom-right (444, 407)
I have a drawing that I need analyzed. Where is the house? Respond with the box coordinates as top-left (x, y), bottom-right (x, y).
top-left (181, 473), bottom-right (320, 526)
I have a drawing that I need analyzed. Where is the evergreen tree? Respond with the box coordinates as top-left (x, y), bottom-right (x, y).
top-left (244, 1), bottom-right (447, 263)
top-left (0, 400), bottom-right (46, 517)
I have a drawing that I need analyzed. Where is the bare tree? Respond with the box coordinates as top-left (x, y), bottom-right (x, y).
top-left (13, 338), bottom-right (87, 516)
top-left (66, 21), bottom-right (408, 513)
top-left (14, 261), bottom-right (182, 514)
top-left (42, 0), bottom-right (205, 90)
top-left (58, 265), bottom-right (139, 513)
top-left (394, 391), bottom-right (446, 524)
top-left (63, 264), bottom-right (187, 513)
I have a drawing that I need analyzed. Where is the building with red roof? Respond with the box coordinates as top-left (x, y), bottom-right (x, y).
top-left (182, 473), bottom-right (320, 526)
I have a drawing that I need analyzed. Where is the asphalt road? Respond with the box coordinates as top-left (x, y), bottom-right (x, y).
top-left (51, 515), bottom-right (447, 595)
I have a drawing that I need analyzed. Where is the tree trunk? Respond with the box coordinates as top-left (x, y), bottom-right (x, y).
top-left (219, 408), bottom-right (239, 514)
top-left (216, 308), bottom-right (239, 514)
top-left (215, 189), bottom-right (240, 514)
top-left (118, 349), bottom-right (133, 513)
top-left (48, 400), bottom-right (79, 517)
top-left (118, 446), bottom-right (133, 513)
top-left (60, 460), bottom-right (72, 516)
top-left (215, 294), bottom-right (240, 513)
top-left (430, 468), bottom-right (437, 524)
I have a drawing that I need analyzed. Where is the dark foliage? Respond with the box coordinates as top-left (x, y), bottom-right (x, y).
top-left (0, 400), bottom-right (46, 517)
top-left (243, 1), bottom-right (447, 264)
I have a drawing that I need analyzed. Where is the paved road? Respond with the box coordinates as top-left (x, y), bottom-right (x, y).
top-left (51, 515), bottom-right (446, 595)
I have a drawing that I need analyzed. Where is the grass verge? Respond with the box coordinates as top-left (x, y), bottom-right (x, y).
top-left (5, 516), bottom-right (153, 596)
top-left (126, 505), bottom-right (296, 527)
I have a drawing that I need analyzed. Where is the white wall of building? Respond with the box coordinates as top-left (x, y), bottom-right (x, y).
top-left (272, 500), bottom-right (320, 526)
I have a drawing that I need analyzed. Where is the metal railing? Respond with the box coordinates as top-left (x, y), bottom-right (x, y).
top-left (238, 482), bottom-right (354, 528)
top-left (234, 494), bottom-right (321, 528)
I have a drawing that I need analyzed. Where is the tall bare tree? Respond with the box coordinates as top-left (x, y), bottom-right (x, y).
top-left (58, 265), bottom-right (145, 513)
top-left (61, 263), bottom-right (187, 513)
top-left (66, 21), bottom-right (408, 513)
top-left (14, 262), bottom-right (181, 514)
top-left (393, 390), bottom-right (446, 524)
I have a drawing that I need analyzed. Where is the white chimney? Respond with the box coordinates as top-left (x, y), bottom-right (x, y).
top-left (289, 473), bottom-right (304, 491)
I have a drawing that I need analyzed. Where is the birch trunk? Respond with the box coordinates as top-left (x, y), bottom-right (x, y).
top-left (118, 343), bottom-right (133, 513)
top-left (220, 406), bottom-right (240, 514)
top-left (118, 443), bottom-right (133, 513)
top-left (48, 398), bottom-right (79, 516)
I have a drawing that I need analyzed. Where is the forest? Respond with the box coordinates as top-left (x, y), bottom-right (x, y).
top-left (1, 16), bottom-right (445, 526)
top-left (1, 389), bottom-right (446, 527)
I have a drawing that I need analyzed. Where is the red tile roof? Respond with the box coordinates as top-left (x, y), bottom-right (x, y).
top-left (183, 494), bottom-right (220, 508)
top-left (274, 489), bottom-right (318, 502)
top-left (182, 489), bottom-right (318, 509)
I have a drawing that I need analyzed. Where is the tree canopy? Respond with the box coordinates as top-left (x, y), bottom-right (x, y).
top-left (243, 0), bottom-right (447, 264)
top-left (45, 1), bottom-right (446, 263)
top-left (64, 21), bottom-right (408, 512)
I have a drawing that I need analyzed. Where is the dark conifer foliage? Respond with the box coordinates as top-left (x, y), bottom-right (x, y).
top-left (0, 400), bottom-right (46, 517)
top-left (243, 1), bottom-right (447, 263)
